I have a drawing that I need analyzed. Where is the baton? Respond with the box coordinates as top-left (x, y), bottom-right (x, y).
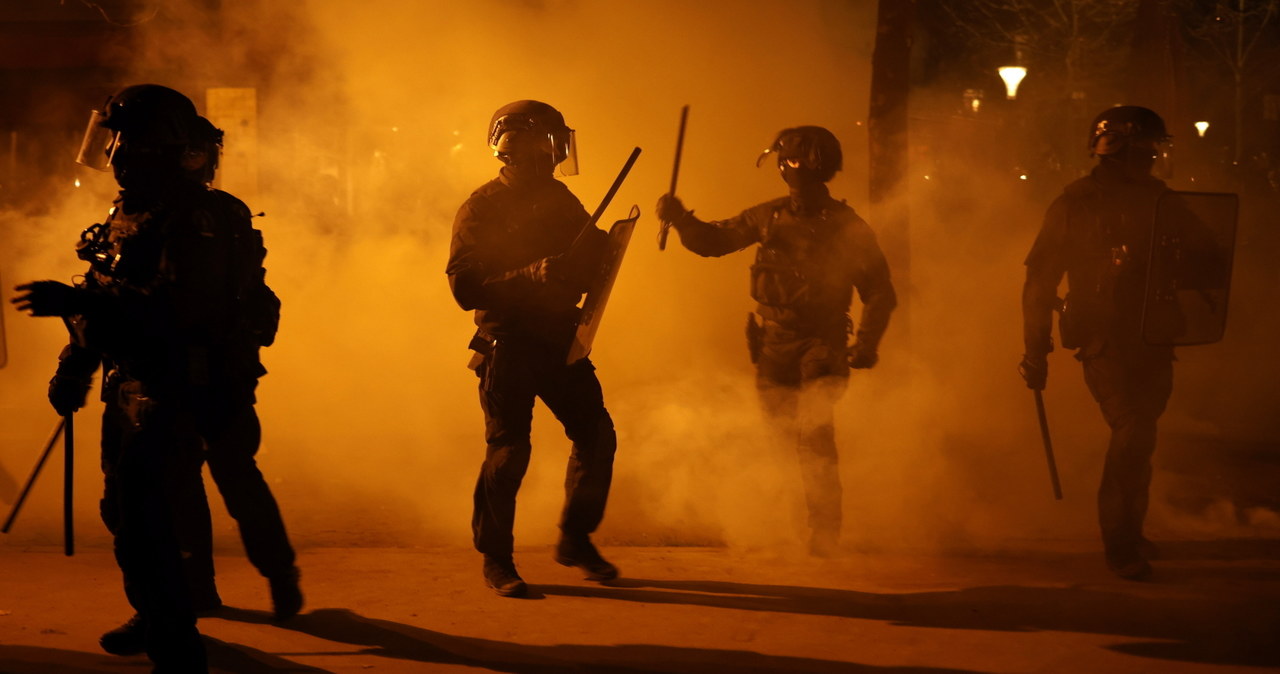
top-left (658, 105), bottom-right (689, 251)
top-left (63, 413), bottom-right (74, 556)
top-left (2, 418), bottom-right (66, 533)
top-left (570, 146), bottom-right (642, 250)
top-left (1033, 390), bottom-right (1064, 500)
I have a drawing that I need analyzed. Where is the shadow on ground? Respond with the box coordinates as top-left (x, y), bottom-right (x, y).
top-left (215, 606), bottom-right (983, 673)
top-left (532, 563), bottom-right (1279, 670)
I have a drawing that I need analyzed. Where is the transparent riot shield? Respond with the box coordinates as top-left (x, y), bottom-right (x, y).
top-left (1142, 191), bottom-right (1237, 346)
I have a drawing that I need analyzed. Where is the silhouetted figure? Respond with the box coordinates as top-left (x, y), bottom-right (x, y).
top-left (1021, 106), bottom-right (1180, 580)
top-left (447, 100), bottom-right (616, 597)
top-left (12, 84), bottom-right (297, 671)
top-left (656, 126), bottom-right (896, 556)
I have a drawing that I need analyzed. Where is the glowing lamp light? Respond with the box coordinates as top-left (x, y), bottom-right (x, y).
top-left (74, 178), bottom-right (81, 188)
top-left (1194, 121), bottom-right (1210, 137)
top-left (998, 66), bottom-right (1027, 100)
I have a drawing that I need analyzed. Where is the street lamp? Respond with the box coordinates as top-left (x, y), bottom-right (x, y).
top-left (963, 88), bottom-right (983, 114)
top-left (998, 66), bottom-right (1027, 100)
top-left (1194, 121), bottom-right (1209, 137)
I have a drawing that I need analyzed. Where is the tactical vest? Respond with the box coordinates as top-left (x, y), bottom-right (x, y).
top-left (75, 188), bottom-right (277, 392)
top-left (750, 204), bottom-right (857, 324)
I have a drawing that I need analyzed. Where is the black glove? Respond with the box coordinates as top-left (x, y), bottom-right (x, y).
top-left (655, 194), bottom-right (688, 224)
top-left (1019, 353), bottom-right (1048, 390)
top-left (11, 281), bottom-right (86, 317)
top-left (523, 228), bottom-right (608, 290)
top-left (48, 374), bottom-right (92, 415)
top-left (849, 343), bottom-right (879, 369)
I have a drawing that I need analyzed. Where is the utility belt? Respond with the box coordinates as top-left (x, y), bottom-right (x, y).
top-left (746, 311), bottom-right (850, 363)
top-left (750, 309), bottom-right (850, 335)
top-left (466, 331), bottom-right (497, 371)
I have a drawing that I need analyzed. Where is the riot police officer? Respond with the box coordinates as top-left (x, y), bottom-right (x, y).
top-left (12, 84), bottom-right (296, 670)
top-left (656, 126), bottom-right (896, 556)
top-left (1020, 106), bottom-right (1180, 580)
top-left (447, 100), bottom-right (616, 597)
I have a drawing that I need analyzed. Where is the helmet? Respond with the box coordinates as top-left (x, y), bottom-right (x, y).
top-left (756, 126), bottom-right (842, 183)
top-left (1088, 105), bottom-right (1170, 156)
top-left (488, 100), bottom-right (578, 175)
top-left (76, 84), bottom-right (223, 174)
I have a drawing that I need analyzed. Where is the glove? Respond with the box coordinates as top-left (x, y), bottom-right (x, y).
top-left (848, 344), bottom-right (879, 369)
top-left (11, 281), bottom-right (86, 317)
top-left (1019, 353), bottom-right (1048, 390)
top-left (523, 228), bottom-right (609, 290)
top-left (656, 194), bottom-right (689, 224)
top-left (48, 374), bottom-right (92, 415)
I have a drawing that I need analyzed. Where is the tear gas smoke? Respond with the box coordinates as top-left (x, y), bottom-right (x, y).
top-left (2, 0), bottom-right (1276, 556)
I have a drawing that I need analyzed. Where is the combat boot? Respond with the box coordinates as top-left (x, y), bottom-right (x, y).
top-left (554, 534), bottom-right (618, 581)
top-left (268, 566), bottom-right (304, 620)
top-left (483, 555), bottom-right (528, 597)
top-left (99, 613), bottom-right (146, 656)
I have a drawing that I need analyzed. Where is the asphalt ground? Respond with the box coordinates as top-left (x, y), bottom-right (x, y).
top-left (0, 539), bottom-right (1277, 673)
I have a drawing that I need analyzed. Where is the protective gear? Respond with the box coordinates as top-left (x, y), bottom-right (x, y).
top-left (449, 148), bottom-right (619, 583)
top-left (848, 343), bottom-right (879, 370)
top-left (518, 227), bottom-right (607, 291)
top-left (11, 281), bottom-right (86, 317)
top-left (520, 255), bottom-right (572, 285)
top-left (489, 100), bottom-right (578, 176)
top-left (1142, 191), bottom-right (1236, 346)
top-left (1024, 130), bottom-right (1178, 578)
top-left (48, 373), bottom-right (93, 415)
top-left (567, 205), bottom-right (641, 365)
top-left (555, 533), bottom-right (619, 581)
top-left (267, 567), bottom-right (303, 620)
top-left (77, 84), bottom-right (222, 187)
top-left (1019, 353), bottom-right (1048, 390)
top-left (756, 126), bottom-right (843, 185)
top-left (448, 165), bottom-right (594, 344)
top-left (1089, 106), bottom-right (1169, 156)
top-left (668, 179), bottom-right (895, 555)
top-left (98, 613), bottom-right (147, 656)
top-left (482, 555), bottom-right (527, 597)
top-left (655, 193), bottom-right (689, 223)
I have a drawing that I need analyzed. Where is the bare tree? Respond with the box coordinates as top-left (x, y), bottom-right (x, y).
top-left (937, 0), bottom-right (1138, 97)
top-left (1180, 0), bottom-right (1280, 163)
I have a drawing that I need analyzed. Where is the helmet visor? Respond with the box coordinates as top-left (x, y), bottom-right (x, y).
top-left (1091, 119), bottom-right (1168, 156)
top-left (556, 128), bottom-right (578, 177)
top-left (489, 113), bottom-right (578, 175)
top-left (75, 110), bottom-right (119, 171)
top-left (756, 134), bottom-right (824, 170)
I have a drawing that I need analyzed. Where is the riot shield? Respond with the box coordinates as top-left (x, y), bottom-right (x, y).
top-left (567, 204), bottom-right (641, 365)
top-left (1142, 191), bottom-right (1237, 346)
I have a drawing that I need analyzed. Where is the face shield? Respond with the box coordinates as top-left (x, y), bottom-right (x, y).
top-left (1090, 119), bottom-right (1171, 158)
top-left (756, 132), bottom-right (831, 171)
top-left (489, 113), bottom-right (578, 176)
top-left (756, 130), bottom-right (838, 186)
top-left (75, 109), bottom-right (120, 171)
top-left (556, 128), bottom-right (579, 177)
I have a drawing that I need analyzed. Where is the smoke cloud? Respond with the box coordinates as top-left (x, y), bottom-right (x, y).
top-left (1, 0), bottom-right (1276, 556)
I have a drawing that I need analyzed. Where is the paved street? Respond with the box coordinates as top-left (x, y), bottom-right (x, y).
top-left (1, 540), bottom-right (1277, 673)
